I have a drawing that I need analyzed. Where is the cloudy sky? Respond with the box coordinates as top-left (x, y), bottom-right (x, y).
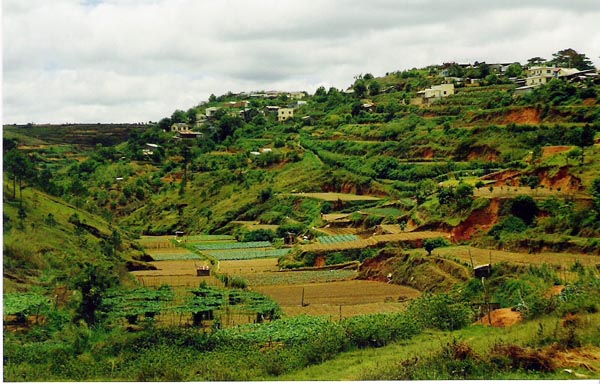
top-left (3, 0), bottom-right (600, 124)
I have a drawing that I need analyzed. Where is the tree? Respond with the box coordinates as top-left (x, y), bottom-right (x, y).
top-left (591, 177), bottom-right (600, 214)
top-left (170, 109), bottom-right (188, 124)
top-left (353, 79), bottom-right (368, 98)
top-left (70, 263), bottom-right (119, 325)
top-left (579, 124), bottom-right (596, 165)
top-left (369, 81), bottom-right (381, 96)
top-left (158, 117), bottom-right (172, 131)
top-left (423, 237), bottom-right (449, 256)
top-left (455, 182), bottom-right (474, 210)
top-left (3, 149), bottom-right (36, 203)
top-left (510, 195), bottom-right (538, 226)
top-left (527, 56), bottom-right (546, 67)
top-left (505, 62), bottom-right (523, 77)
top-left (550, 48), bottom-right (595, 70)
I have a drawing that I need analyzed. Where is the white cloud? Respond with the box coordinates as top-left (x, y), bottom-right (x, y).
top-left (3, 0), bottom-right (600, 123)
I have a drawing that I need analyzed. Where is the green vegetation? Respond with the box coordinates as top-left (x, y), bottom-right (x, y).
top-left (3, 48), bottom-right (600, 380)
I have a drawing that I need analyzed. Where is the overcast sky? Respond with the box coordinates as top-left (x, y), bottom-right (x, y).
top-left (3, 0), bottom-right (600, 124)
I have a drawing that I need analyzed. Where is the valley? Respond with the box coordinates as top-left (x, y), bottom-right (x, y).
top-left (3, 55), bottom-right (600, 380)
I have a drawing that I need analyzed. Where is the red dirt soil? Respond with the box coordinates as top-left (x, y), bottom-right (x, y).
top-left (501, 107), bottom-right (541, 125)
top-left (452, 198), bottom-right (500, 242)
top-left (542, 146), bottom-right (573, 158)
top-left (468, 146), bottom-right (501, 161)
top-left (475, 307), bottom-right (523, 327)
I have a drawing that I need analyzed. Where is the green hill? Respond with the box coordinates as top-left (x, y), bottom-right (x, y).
top-left (3, 56), bottom-right (600, 381)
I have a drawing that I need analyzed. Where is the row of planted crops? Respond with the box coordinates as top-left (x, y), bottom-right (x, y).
top-left (143, 235), bottom-right (293, 261)
top-left (4, 284), bottom-right (281, 328)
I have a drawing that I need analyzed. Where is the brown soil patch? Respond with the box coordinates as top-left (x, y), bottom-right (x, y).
top-left (502, 107), bottom-right (541, 125)
top-left (545, 285), bottom-right (565, 298)
top-left (314, 256), bottom-right (326, 267)
top-left (475, 307), bottom-right (523, 327)
top-left (583, 98), bottom-right (597, 106)
top-left (536, 166), bottom-right (583, 192)
top-left (452, 198), bottom-right (499, 242)
top-left (468, 146), bottom-right (501, 161)
top-left (480, 169), bottom-right (521, 184)
top-left (422, 148), bottom-right (435, 160)
top-left (543, 146), bottom-right (573, 158)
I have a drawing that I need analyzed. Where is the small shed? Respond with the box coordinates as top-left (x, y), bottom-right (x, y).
top-left (175, 231), bottom-right (185, 238)
top-left (196, 266), bottom-right (210, 276)
top-left (474, 264), bottom-right (492, 278)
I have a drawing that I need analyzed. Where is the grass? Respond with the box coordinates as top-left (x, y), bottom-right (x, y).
top-left (287, 192), bottom-right (381, 201)
top-left (273, 312), bottom-right (600, 381)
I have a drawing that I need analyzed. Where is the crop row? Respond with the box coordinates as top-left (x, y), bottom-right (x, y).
top-left (203, 248), bottom-right (291, 260)
top-left (185, 234), bottom-right (236, 242)
top-left (244, 269), bottom-right (357, 286)
top-left (194, 241), bottom-right (272, 251)
top-left (150, 252), bottom-right (202, 261)
top-left (317, 234), bottom-right (359, 244)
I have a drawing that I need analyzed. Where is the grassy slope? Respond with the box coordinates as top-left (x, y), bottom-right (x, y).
top-left (3, 183), bottom-right (141, 292)
top-left (273, 313), bottom-right (600, 380)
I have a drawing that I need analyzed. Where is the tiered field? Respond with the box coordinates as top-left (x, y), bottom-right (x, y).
top-left (302, 231), bottom-right (450, 252)
top-left (254, 280), bottom-right (421, 319)
top-left (317, 234), bottom-right (359, 244)
top-left (436, 245), bottom-right (600, 268)
top-left (288, 192), bottom-right (381, 201)
top-left (202, 248), bottom-right (291, 260)
top-left (134, 236), bottom-right (423, 319)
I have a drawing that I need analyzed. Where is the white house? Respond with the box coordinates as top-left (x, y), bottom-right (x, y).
top-left (524, 66), bottom-right (579, 87)
top-left (411, 83), bottom-right (455, 105)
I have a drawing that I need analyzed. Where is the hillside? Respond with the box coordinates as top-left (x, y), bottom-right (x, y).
top-left (3, 57), bottom-right (600, 381)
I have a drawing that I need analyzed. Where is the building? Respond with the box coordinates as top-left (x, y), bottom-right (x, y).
top-left (142, 143), bottom-right (159, 156)
top-left (171, 123), bottom-right (189, 132)
top-left (524, 66), bottom-right (579, 87)
top-left (176, 131), bottom-right (203, 140)
top-left (411, 83), bottom-right (455, 105)
top-left (278, 108), bottom-right (294, 122)
top-left (205, 107), bottom-right (220, 118)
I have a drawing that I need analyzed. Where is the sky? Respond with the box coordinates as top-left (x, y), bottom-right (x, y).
top-left (3, 0), bottom-right (600, 124)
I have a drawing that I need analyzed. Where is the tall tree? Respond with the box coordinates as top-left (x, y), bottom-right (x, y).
top-left (527, 56), bottom-right (546, 67)
top-left (550, 48), bottom-right (595, 70)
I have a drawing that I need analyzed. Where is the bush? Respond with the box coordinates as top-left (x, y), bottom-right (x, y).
top-left (342, 312), bottom-right (421, 348)
top-left (408, 293), bottom-right (473, 331)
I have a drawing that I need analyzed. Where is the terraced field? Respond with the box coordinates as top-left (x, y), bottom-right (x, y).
top-left (435, 245), bottom-right (600, 268)
top-left (302, 231), bottom-right (450, 252)
top-left (288, 192), bottom-right (381, 201)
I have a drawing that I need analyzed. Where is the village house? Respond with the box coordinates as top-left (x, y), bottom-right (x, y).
top-left (171, 122), bottom-right (189, 132)
top-left (142, 143), bottom-right (159, 156)
top-left (205, 106), bottom-right (220, 118)
top-left (224, 100), bottom-right (249, 108)
top-left (524, 66), bottom-right (579, 87)
top-left (411, 83), bottom-right (455, 105)
top-left (515, 66), bottom-right (597, 95)
top-left (263, 105), bottom-right (280, 116)
top-left (278, 108), bottom-right (294, 122)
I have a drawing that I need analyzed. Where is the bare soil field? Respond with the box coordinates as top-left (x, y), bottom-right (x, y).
top-left (131, 259), bottom-right (214, 288)
top-left (218, 258), bottom-right (279, 274)
top-left (253, 280), bottom-right (420, 318)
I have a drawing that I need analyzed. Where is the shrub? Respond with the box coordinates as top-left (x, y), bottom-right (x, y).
top-left (408, 292), bottom-right (473, 331)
